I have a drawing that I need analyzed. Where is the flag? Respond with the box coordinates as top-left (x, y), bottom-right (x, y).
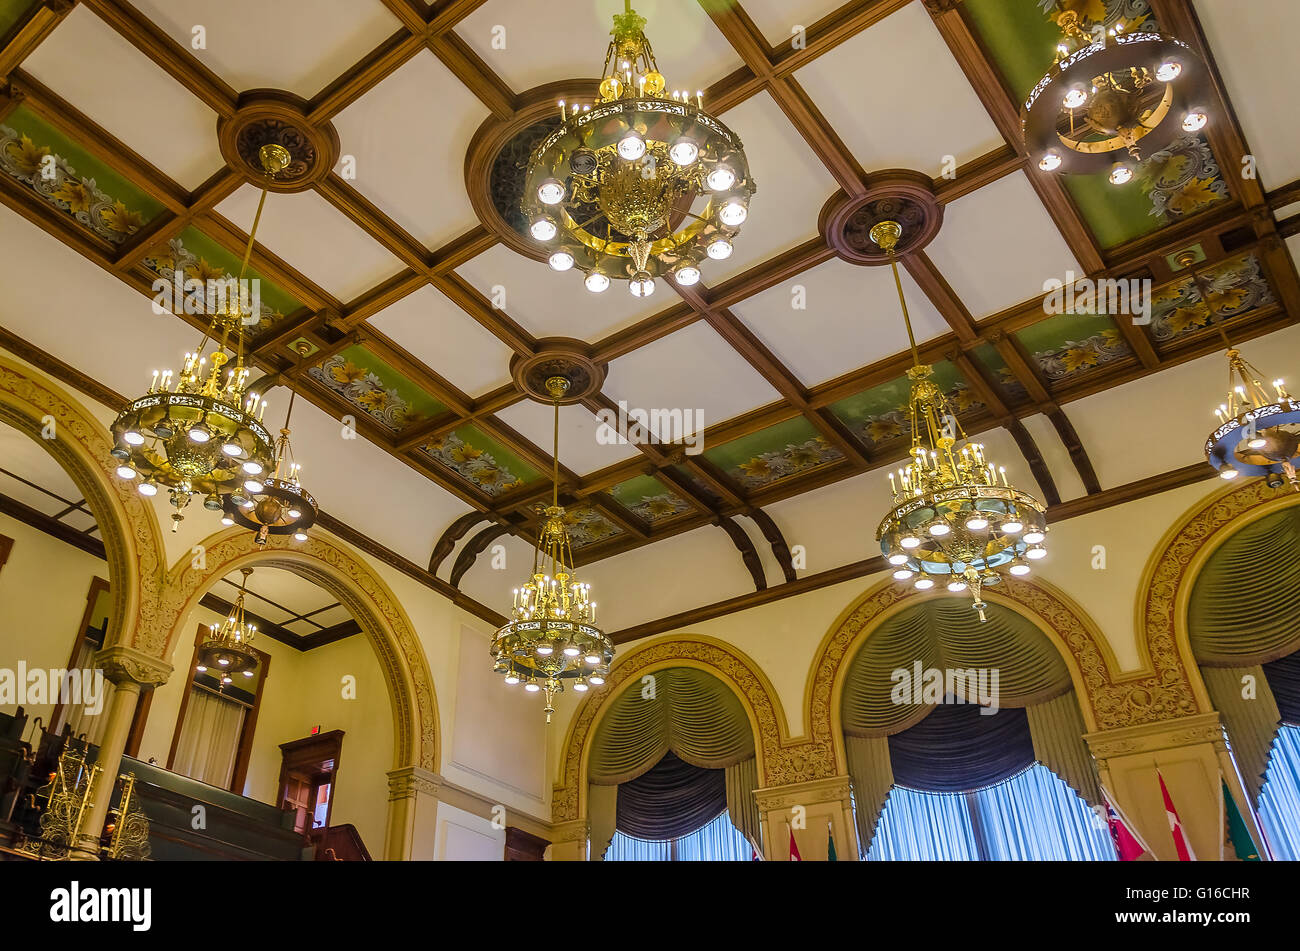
top-left (751, 846), bottom-right (761, 861)
top-left (788, 826), bottom-right (801, 861)
top-left (1222, 780), bottom-right (1260, 861)
top-left (1158, 769), bottom-right (1196, 861)
top-left (1101, 788), bottom-right (1150, 861)
top-left (827, 825), bottom-right (837, 862)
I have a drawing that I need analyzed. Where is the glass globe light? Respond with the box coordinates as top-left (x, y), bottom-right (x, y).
top-left (530, 217), bottom-right (558, 241)
top-left (242, 460), bottom-right (263, 476)
top-left (584, 272), bottom-right (610, 293)
top-left (706, 165), bottom-right (736, 191)
top-left (123, 430), bottom-right (145, 446)
top-left (1026, 546), bottom-right (1047, 560)
top-left (1001, 519), bottom-right (1023, 534)
top-left (537, 178), bottom-right (565, 205)
top-left (115, 465), bottom-right (136, 480)
top-left (669, 139), bottom-right (698, 166)
top-left (892, 568), bottom-right (914, 581)
top-left (706, 238), bottom-right (733, 260)
top-left (617, 131), bottom-right (646, 161)
top-left (629, 272), bottom-right (655, 297)
top-left (719, 199), bottom-right (748, 226)
top-left (673, 266), bottom-right (700, 286)
top-left (928, 522), bottom-right (950, 537)
top-left (900, 535), bottom-right (921, 549)
top-left (1022, 530), bottom-right (1045, 544)
top-left (966, 515), bottom-right (990, 531)
top-left (1010, 562), bottom-right (1031, 576)
top-left (548, 250), bottom-right (575, 271)
top-left (914, 576), bottom-right (935, 590)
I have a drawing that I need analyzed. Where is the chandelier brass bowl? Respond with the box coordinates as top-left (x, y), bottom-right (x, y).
top-left (111, 143), bottom-right (290, 531)
top-left (1023, 3), bottom-right (1209, 184)
top-left (196, 568), bottom-right (259, 684)
top-left (869, 221), bottom-right (1049, 621)
top-left (111, 354), bottom-right (276, 529)
top-left (1205, 349), bottom-right (1300, 490)
top-left (492, 375), bottom-right (614, 722)
top-left (222, 363), bottom-right (318, 543)
top-left (520, 2), bottom-right (755, 296)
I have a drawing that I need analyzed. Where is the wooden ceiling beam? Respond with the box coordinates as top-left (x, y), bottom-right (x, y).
top-left (427, 32), bottom-right (514, 120)
top-left (1046, 407), bottom-right (1102, 495)
top-left (316, 172), bottom-right (433, 272)
top-left (307, 30), bottom-right (428, 124)
top-left (926, 3), bottom-right (1103, 273)
top-left (0, 0), bottom-right (75, 78)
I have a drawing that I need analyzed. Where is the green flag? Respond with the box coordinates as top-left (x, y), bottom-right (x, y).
top-left (827, 826), bottom-right (837, 862)
top-left (1223, 781), bottom-right (1260, 861)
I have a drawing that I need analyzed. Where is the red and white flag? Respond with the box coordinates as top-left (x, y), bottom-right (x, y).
top-left (1101, 787), bottom-right (1151, 861)
top-left (788, 827), bottom-right (802, 861)
top-left (1158, 769), bottom-right (1196, 861)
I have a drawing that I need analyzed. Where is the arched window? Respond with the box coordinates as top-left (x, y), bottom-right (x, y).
top-left (842, 599), bottom-right (1113, 860)
top-left (1188, 507), bottom-right (1300, 859)
top-left (588, 668), bottom-right (760, 860)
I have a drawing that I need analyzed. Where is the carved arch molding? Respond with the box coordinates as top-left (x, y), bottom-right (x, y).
top-left (159, 529), bottom-right (440, 772)
top-left (555, 572), bottom-right (1203, 821)
top-left (0, 355), bottom-right (166, 656)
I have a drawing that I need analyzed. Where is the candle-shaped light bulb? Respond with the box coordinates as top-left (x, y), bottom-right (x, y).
top-left (889, 472), bottom-right (897, 494)
top-left (696, 90), bottom-right (703, 109)
top-left (999, 466), bottom-right (1008, 486)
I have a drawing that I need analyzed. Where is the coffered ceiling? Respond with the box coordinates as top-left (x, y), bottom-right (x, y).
top-left (1, 0), bottom-right (1298, 636)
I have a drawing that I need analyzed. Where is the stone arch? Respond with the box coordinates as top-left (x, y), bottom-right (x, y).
top-left (0, 355), bottom-right (166, 655)
top-left (805, 574), bottom-right (1196, 776)
top-left (551, 635), bottom-right (823, 823)
top-left (1136, 478), bottom-right (1300, 713)
top-left (158, 527), bottom-right (439, 772)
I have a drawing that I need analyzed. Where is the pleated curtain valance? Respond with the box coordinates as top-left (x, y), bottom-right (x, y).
top-left (887, 702), bottom-right (1036, 793)
top-left (588, 667), bottom-right (755, 784)
top-left (614, 751), bottom-right (728, 841)
top-left (1202, 664), bottom-right (1284, 803)
top-left (841, 599), bottom-right (1071, 736)
top-left (1189, 508), bottom-right (1300, 665)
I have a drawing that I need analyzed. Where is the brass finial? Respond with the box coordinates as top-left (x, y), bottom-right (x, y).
top-left (258, 143), bottom-right (292, 176)
top-left (544, 375), bottom-right (571, 401)
top-left (869, 220), bottom-right (903, 254)
top-left (1173, 249), bottom-right (1198, 270)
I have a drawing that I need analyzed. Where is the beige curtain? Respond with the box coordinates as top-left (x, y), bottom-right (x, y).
top-left (725, 755), bottom-right (761, 852)
top-left (845, 734), bottom-right (893, 851)
top-left (1026, 689), bottom-right (1102, 806)
top-left (1202, 665), bottom-right (1282, 803)
top-left (1189, 508), bottom-right (1300, 665)
top-left (588, 667), bottom-right (755, 784)
top-left (172, 688), bottom-right (245, 789)
top-left (841, 599), bottom-right (1072, 735)
top-left (588, 782), bottom-right (619, 861)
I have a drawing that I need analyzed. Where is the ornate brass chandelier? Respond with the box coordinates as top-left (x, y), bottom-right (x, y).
top-left (111, 145), bottom-right (291, 531)
top-left (1183, 252), bottom-right (1300, 489)
top-left (1023, 1), bottom-right (1208, 185)
top-left (197, 567), bottom-right (259, 684)
top-left (492, 376), bottom-right (613, 722)
top-left (520, 1), bottom-right (755, 297)
top-left (871, 221), bottom-right (1049, 621)
top-left (222, 348), bottom-right (318, 544)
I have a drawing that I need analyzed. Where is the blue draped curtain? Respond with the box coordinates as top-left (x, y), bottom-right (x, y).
top-left (867, 765), bottom-right (1116, 861)
top-left (606, 810), bottom-right (751, 861)
top-left (1258, 723), bottom-right (1300, 860)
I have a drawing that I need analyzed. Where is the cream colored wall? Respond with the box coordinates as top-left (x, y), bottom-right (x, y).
top-left (134, 601), bottom-right (395, 855)
top-left (0, 511), bottom-right (107, 729)
top-left (434, 800), bottom-right (505, 860)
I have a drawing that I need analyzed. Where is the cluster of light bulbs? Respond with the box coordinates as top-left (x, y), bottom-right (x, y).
top-left (1035, 50), bottom-right (1208, 186)
top-left (532, 152), bottom-right (744, 296)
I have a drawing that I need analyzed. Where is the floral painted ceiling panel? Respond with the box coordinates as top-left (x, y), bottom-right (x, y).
top-left (1015, 311), bottom-right (1133, 383)
top-left (1149, 253), bottom-right (1277, 348)
top-left (561, 505), bottom-right (625, 550)
top-left (703, 416), bottom-right (845, 492)
top-left (827, 361), bottom-right (985, 450)
top-left (309, 344), bottom-right (446, 434)
top-left (419, 425), bottom-right (540, 498)
top-left (970, 343), bottom-right (1027, 403)
top-left (0, 106), bottom-right (163, 245)
top-left (609, 474), bottom-right (691, 524)
top-left (141, 226), bottom-right (302, 337)
top-left (961, 0), bottom-right (1228, 248)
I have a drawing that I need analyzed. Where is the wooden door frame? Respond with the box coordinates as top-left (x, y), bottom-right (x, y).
top-left (49, 574), bottom-right (109, 732)
top-left (277, 730), bottom-right (345, 830)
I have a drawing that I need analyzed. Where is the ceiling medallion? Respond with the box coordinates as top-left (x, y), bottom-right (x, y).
top-left (222, 343), bottom-right (319, 543)
top-left (196, 567), bottom-right (259, 685)
top-left (493, 375), bottom-right (614, 722)
top-left (870, 221), bottom-right (1049, 622)
top-left (1023, 1), bottom-right (1209, 185)
top-left (217, 91), bottom-right (339, 192)
top-left (820, 171), bottom-right (942, 266)
top-left (1180, 251), bottom-right (1300, 489)
top-left (509, 339), bottom-right (607, 404)
top-left (520, 1), bottom-right (756, 296)
top-left (111, 144), bottom-right (293, 532)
